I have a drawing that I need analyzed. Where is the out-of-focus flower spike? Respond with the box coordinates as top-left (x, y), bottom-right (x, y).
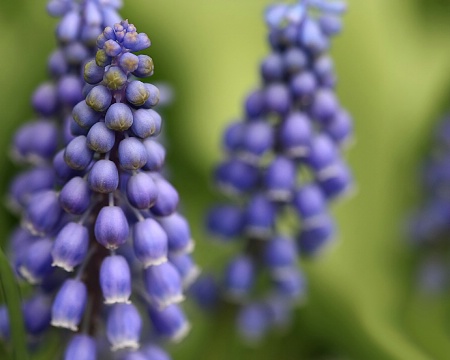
top-left (237, 303), bottom-right (270, 343)
top-left (47, 0), bottom-right (71, 17)
top-left (24, 188), bottom-right (61, 233)
top-left (206, 205), bottom-right (244, 241)
top-left (7, 166), bottom-right (55, 212)
top-left (148, 304), bottom-right (190, 342)
top-left (265, 4), bottom-right (289, 28)
top-left (168, 253), bottom-right (201, 289)
top-left (309, 0), bottom-right (347, 14)
top-left (141, 345), bottom-right (172, 360)
top-left (22, 293), bottom-right (52, 335)
top-left (32, 83), bottom-right (58, 116)
top-left (0, 306), bottom-right (9, 340)
top-left (64, 335), bottom-right (97, 360)
top-left (202, 0), bottom-right (352, 341)
top-left (57, 11), bottom-right (81, 43)
top-left (52, 222), bottom-right (89, 272)
top-left (224, 255), bottom-right (255, 301)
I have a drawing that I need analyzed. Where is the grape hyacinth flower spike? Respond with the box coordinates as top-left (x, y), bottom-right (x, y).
top-left (3, 2), bottom-right (195, 357)
top-left (196, 0), bottom-right (353, 343)
top-left (407, 115), bottom-right (450, 294)
top-left (5, 0), bottom-right (122, 352)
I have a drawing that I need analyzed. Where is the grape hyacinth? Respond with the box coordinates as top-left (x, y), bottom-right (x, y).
top-left (3, 2), bottom-right (195, 359)
top-left (196, 0), bottom-right (353, 342)
top-left (407, 115), bottom-right (450, 294)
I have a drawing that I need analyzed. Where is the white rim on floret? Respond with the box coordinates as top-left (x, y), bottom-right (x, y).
top-left (169, 321), bottom-right (191, 343)
top-left (110, 338), bottom-right (140, 352)
top-left (51, 318), bottom-right (79, 332)
top-left (170, 239), bottom-right (195, 256)
top-left (104, 295), bottom-right (131, 305)
top-left (286, 146), bottom-right (309, 158)
top-left (152, 293), bottom-right (185, 310)
top-left (182, 265), bottom-right (201, 289)
top-left (302, 213), bottom-right (329, 230)
top-left (51, 259), bottom-right (74, 272)
top-left (142, 255), bottom-right (168, 268)
top-left (266, 189), bottom-right (293, 202)
top-left (18, 266), bottom-right (41, 285)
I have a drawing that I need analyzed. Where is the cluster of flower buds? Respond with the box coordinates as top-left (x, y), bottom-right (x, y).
top-left (195, 0), bottom-right (353, 342)
top-left (3, 2), bottom-right (197, 359)
top-left (407, 116), bottom-right (450, 293)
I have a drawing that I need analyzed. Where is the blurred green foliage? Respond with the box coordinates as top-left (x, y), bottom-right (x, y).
top-left (2, 0), bottom-right (450, 359)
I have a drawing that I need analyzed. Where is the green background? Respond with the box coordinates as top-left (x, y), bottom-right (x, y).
top-left (1, 0), bottom-right (450, 359)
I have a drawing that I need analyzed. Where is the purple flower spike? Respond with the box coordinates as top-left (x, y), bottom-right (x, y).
top-left (202, 0), bottom-right (352, 341)
top-left (52, 222), bottom-right (89, 272)
top-left (32, 82), bottom-right (58, 116)
top-left (72, 100), bottom-right (102, 128)
top-left (237, 303), bottom-right (270, 343)
top-left (144, 262), bottom-right (185, 309)
top-left (244, 194), bottom-right (276, 239)
top-left (95, 206), bottom-right (130, 250)
top-left (86, 122), bottom-right (116, 153)
top-left (158, 213), bottom-right (193, 255)
top-left (23, 294), bottom-right (52, 335)
top-left (293, 183), bottom-right (327, 221)
top-left (133, 218), bottom-right (168, 267)
top-left (24, 190), bottom-right (62, 236)
top-left (13, 121), bottom-right (59, 162)
top-left (126, 80), bottom-right (150, 106)
top-left (64, 335), bottom-right (97, 360)
top-left (148, 304), bottom-right (190, 342)
top-left (64, 135), bottom-right (94, 170)
top-left (88, 159), bottom-right (119, 193)
top-left (8, 166), bottom-right (54, 211)
top-left (86, 85), bottom-right (112, 112)
top-left (150, 176), bottom-right (180, 217)
top-left (133, 55), bottom-right (155, 78)
top-left (105, 103), bottom-right (134, 131)
top-left (264, 236), bottom-right (297, 272)
top-left (7, 14), bottom-right (192, 358)
top-left (224, 256), bottom-right (255, 300)
top-left (131, 109), bottom-right (162, 139)
top-left (106, 303), bottom-right (141, 351)
top-left (141, 345), bottom-right (171, 360)
top-left (57, 75), bottom-right (83, 106)
top-left (126, 172), bottom-right (158, 209)
top-left (100, 255), bottom-right (132, 304)
top-left (57, 11), bottom-right (81, 43)
top-left (0, 306), bottom-right (9, 340)
top-left (118, 137), bottom-right (148, 170)
top-left (144, 81), bottom-right (161, 105)
top-left (59, 177), bottom-right (91, 215)
top-left (51, 279), bottom-right (87, 331)
top-left (142, 139), bottom-right (165, 171)
top-left (264, 156), bottom-right (297, 201)
top-left (168, 253), bottom-right (201, 289)
top-left (17, 238), bottom-right (53, 284)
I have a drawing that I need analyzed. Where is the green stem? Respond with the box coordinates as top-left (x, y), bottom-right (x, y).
top-left (0, 246), bottom-right (28, 360)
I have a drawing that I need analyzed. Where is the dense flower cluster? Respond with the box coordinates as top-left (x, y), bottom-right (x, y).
top-left (2, 2), bottom-right (196, 359)
top-left (196, 0), bottom-right (353, 342)
top-left (408, 116), bottom-right (450, 293)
